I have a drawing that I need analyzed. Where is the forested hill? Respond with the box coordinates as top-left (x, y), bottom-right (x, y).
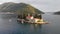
top-left (54, 11), bottom-right (60, 15)
top-left (0, 2), bottom-right (44, 15)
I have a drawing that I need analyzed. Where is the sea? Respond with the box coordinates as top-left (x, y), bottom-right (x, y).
top-left (0, 12), bottom-right (60, 34)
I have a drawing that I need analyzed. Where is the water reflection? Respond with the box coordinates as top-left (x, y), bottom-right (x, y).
top-left (29, 24), bottom-right (42, 31)
top-left (18, 23), bottom-right (42, 34)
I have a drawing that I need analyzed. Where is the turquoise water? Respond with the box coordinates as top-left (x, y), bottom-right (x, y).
top-left (0, 13), bottom-right (60, 34)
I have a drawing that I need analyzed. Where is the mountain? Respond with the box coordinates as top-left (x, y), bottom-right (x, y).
top-left (0, 2), bottom-right (44, 15)
top-left (54, 11), bottom-right (60, 15)
top-left (0, 2), bottom-right (17, 12)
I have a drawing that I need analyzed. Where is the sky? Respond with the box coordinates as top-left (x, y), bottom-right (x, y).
top-left (0, 0), bottom-right (60, 12)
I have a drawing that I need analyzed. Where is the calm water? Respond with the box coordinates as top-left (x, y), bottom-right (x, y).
top-left (0, 13), bottom-right (60, 34)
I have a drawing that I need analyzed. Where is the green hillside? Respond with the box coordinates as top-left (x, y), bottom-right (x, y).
top-left (0, 2), bottom-right (44, 15)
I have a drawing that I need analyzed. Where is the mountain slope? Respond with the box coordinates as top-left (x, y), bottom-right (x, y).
top-left (54, 11), bottom-right (60, 15)
top-left (0, 2), bottom-right (44, 15)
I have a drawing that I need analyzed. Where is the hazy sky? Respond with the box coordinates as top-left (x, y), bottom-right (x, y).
top-left (0, 0), bottom-right (60, 12)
